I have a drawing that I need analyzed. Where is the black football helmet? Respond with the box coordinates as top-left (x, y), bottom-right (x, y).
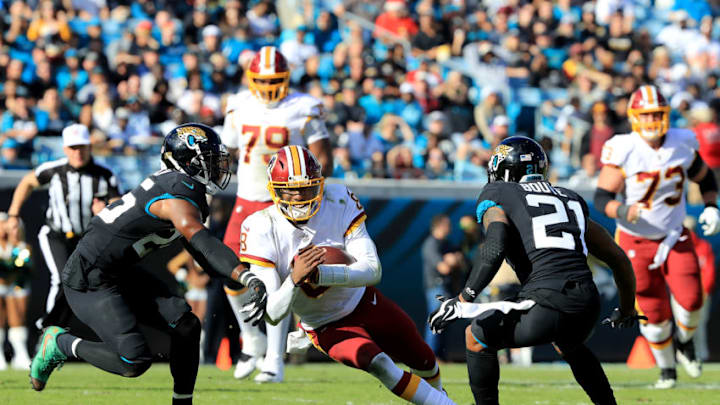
top-left (161, 123), bottom-right (231, 195)
top-left (487, 136), bottom-right (548, 183)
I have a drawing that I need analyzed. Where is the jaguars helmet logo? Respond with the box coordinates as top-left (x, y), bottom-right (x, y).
top-left (176, 126), bottom-right (208, 149)
top-left (488, 144), bottom-right (513, 172)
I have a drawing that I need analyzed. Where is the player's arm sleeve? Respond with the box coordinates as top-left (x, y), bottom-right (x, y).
top-left (302, 103), bottom-right (330, 144)
top-left (220, 111), bottom-right (239, 149)
top-left (316, 221), bottom-right (382, 287)
top-left (461, 210), bottom-right (509, 302)
top-left (252, 264), bottom-right (298, 325)
top-left (183, 231), bottom-right (243, 285)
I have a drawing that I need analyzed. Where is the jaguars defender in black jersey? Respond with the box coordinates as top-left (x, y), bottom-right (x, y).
top-left (29, 124), bottom-right (268, 405)
top-left (428, 137), bottom-right (642, 405)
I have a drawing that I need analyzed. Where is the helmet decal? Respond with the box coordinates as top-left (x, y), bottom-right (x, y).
top-left (487, 136), bottom-right (548, 183)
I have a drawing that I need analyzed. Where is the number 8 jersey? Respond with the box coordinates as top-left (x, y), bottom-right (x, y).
top-left (600, 129), bottom-right (698, 239)
top-left (221, 90), bottom-right (329, 201)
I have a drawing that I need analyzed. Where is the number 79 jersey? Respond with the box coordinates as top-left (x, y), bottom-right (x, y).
top-left (600, 129), bottom-right (698, 239)
top-left (475, 181), bottom-right (592, 290)
top-left (221, 90), bottom-right (328, 201)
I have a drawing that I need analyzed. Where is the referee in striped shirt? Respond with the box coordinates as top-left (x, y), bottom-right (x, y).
top-left (6, 124), bottom-right (120, 329)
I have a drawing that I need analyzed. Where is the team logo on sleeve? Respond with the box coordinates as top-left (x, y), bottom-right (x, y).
top-left (489, 145), bottom-right (513, 172)
top-left (176, 126), bottom-right (208, 149)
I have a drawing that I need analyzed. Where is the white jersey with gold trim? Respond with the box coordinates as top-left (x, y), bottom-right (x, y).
top-left (239, 183), bottom-right (369, 329)
top-left (221, 90), bottom-right (328, 201)
top-left (600, 128), bottom-right (698, 238)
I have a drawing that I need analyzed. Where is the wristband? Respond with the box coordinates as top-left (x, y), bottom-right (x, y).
top-left (616, 204), bottom-right (630, 221)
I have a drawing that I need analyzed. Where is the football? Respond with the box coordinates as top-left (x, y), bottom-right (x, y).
top-left (320, 246), bottom-right (356, 265)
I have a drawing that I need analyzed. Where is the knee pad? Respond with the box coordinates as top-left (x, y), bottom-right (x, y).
top-left (468, 311), bottom-right (503, 350)
top-left (639, 320), bottom-right (672, 344)
top-left (173, 312), bottom-right (201, 342)
top-left (118, 355), bottom-right (152, 378)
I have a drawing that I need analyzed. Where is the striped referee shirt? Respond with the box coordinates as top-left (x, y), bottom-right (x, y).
top-left (35, 158), bottom-right (120, 236)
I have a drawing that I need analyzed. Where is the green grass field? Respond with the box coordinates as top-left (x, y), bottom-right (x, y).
top-left (2, 362), bottom-right (719, 404)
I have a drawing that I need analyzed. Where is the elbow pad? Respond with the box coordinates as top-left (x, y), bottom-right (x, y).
top-left (593, 188), bottom-right (616, 215)
top-left (461, 221), bottom-right (508, 302)
top-left (188, 228), bottom-right (241, 281)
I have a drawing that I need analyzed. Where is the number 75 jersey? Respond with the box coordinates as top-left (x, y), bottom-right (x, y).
top-left (600, 129), bottom-right (698, 239)
top-left (221, 90), bottom-right (328, 201)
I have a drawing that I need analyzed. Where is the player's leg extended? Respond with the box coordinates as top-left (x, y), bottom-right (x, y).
top-left (364, 287), bottom-right (444, 392)
top-left (168, 312), bottom-right (202, 405)
top-left (619, 231), bottom-right (676, 385)
top-left (255, 314), bottom-right (289, 383)
top-left (58, 285), bottom-right (153, 377)
top-left (665, 234), bottom-right (704, 378)
top-left (306, 322), bottom-right (454, 405)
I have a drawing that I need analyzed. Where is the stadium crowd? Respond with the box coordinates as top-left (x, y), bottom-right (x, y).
top-left (1, 0), bottom-right (720, 187)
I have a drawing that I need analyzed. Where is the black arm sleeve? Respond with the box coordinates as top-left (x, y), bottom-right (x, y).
top-left (698, 167), bottom-right (718, 196)
top-left (185, 228), bottom-right (244, 289)
top-left (461, 221), bottom-right (508, 302)
top-left (593, 187), bottom-right (616, 215)
top-left (687, 152), bottom-right (705, 179)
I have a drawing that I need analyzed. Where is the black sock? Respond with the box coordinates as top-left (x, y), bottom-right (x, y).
top-left (561, 345), bottom-right (616, 405)
top-left (466, 349), bottom-right (500, 405)
top-left (170, 314), bottom-right (201, 397)
top-left (56, 332), bottom-right (79, 358)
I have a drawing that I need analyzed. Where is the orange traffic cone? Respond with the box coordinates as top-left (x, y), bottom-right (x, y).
top-left (216, 337), bottom-right (233, 370)
top-left (626, 336), bottom-right (656, 369)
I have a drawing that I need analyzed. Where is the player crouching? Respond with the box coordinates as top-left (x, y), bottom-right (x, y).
top-left (239, 146), bottom-right (454, 404)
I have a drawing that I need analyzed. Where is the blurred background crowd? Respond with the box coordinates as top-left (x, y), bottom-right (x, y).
top-left (1, 0), bottom-right (720, 190)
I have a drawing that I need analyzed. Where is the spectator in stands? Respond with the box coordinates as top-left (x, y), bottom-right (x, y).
top-left (280, 25), bottom-right (318, 70)
top-left (692, 107), bottom-right (720, 181)
top-left (398, 82), bottom-right (423, 133)
top-left (313, 11), bottom-right (342, 54)
top-left (35, 87), bottom-right (68, 138)
top-left (27, 0), bottom-right (72, 43)
top-left (567, 153), bottom-right (599, 189)
top-left (387, 144), bottom-right (424, 179)
top-left (412, 7), bottom-right (447, 60)
top-left (489, 115), bottom-right (510, 149)
top-left (581, 101), bottom-right (615, 169)
top-left (374, 0), bottom-right (417, 41)
top-left (474, 88), bottom-right (506, 144)
top-left (1, 87), bottom-right (37, 168)
top-left (246, 0), bottom-right (279, 39)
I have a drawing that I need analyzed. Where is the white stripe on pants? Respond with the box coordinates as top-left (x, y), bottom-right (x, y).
top-left (38, 225), bottom-right (62, 314)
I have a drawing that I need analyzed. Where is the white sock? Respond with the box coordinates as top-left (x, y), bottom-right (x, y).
top-left (0, 329), bottom-right (7, 365)
top-left (640, 320), bottom-right (675, 369)
top-left (262, 315), bottom-right (289, 373)
top-left (367, 353), bottom-right (454, 405)
top-left (671, 296), bottom-right (701, 344)
top-left (8, 327), bottom-right (30, 361)
top-left (225, 288), bottom-right (267, 357)
top-left (411, 362), bottom-right (443, 392)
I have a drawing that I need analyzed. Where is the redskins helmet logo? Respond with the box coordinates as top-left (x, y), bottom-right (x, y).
top-left (176, 126), bottom-right (208, 149)
top-left (489, 145), bottom-right (513, 171)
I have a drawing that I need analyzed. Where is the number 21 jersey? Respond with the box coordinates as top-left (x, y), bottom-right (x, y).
top-left (600, 129), bottom-right (698, 239)
top-left (475, 181), bottom-right (592, 293)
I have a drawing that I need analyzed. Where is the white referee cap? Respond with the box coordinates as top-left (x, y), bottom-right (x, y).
top-left (62, 124), bottom-right (91, 147)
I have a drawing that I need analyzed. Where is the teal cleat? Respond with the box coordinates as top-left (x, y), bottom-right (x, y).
top-left (30, 326), bottom-right (68, 391)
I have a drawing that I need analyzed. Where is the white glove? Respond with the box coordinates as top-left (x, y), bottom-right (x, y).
top-left (286, 329), bottom-right (312, 354)
top-left (699, 206), bottom-right (720, 236)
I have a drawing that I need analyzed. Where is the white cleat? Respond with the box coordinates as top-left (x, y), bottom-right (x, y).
top-left (254, 357), bottom-right (284, 383)
top-left (654, 378), bottom-right (676, 389)
top-left (676, 349), bottom-right (702, 378)
top-left (254, 371), bottom-right (283, 383)
top-left (233, 354), bottom-right (259, 380)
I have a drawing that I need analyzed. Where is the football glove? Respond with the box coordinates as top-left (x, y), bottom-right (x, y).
top-left (601, 308), bottom-right (647, 329)
top-left (428, 295), bottom-right (461, 335)
top-left (699, 205), bottom-right (720, 236)
top-left (239, 272), bottom-right (268, 326)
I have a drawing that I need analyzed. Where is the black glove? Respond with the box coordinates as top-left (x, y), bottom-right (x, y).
top-left (427, 295), bottom-right (461, 335)
top-left (239, 272), bottom-right (267, 326)
top-left (601, 308), bottom-right (647, 329)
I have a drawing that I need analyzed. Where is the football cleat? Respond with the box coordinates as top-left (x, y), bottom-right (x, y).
top-left (30, 326), bottom-right (67, 391)
top-left (254, 357), bottom-right (284, 383)
top-left (676, 338), bottom-right (702, 378)
top-left (653, 368), bottom-right (677, 389)
top-left (233, 353), bottom-right (259, 380)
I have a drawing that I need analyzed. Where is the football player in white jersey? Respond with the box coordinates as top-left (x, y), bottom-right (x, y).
top-left (221, 46), bottom-right (333, 383)
top-left (594, 84), bottom-right (720, 389)
top-left (239, 146), bottom-right (455, 404)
